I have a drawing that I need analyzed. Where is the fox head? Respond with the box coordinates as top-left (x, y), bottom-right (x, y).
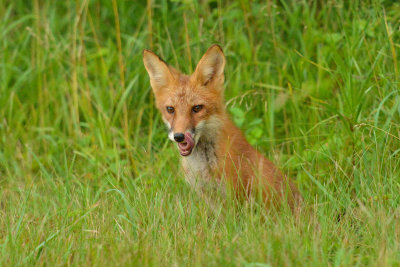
top-left (143, 45), bottom-right (226, 156)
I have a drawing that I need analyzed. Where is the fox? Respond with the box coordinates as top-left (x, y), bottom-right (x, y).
top-left (143, 44), bottom-right (301, 209)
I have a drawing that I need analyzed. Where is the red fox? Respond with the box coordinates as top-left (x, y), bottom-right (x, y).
top-left (143, 45), bottom-right (301, 208)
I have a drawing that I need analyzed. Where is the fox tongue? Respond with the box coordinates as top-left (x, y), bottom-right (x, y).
top-left (178, 133), bottom-right (194, 155)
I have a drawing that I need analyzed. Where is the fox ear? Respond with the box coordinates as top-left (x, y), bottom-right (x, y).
top-left (193, 44), bottom-right (225, 87)
top-left (143, 50), bottom-right (173, 90)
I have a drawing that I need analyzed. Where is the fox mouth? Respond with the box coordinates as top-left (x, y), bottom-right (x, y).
top-left (177, 132), bottom-right (195, 156)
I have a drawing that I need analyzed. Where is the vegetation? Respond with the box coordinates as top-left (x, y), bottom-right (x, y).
top-left (0, 0), bottom-right (399, 265)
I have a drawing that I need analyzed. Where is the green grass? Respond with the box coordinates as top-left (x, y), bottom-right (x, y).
top-left (1, 0), bottom-right (400, 265)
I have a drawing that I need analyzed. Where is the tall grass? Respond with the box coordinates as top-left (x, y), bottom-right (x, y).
top-left (0, 0), bottom-right (399, 265)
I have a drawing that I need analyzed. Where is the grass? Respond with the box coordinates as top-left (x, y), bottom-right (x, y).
top-left (0, 0), bottom-right (400, 265)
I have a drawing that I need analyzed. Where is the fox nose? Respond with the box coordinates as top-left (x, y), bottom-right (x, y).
top-left (174, 133), bottom-right (185, 142)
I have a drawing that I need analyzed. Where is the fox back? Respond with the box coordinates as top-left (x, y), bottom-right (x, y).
top-left (143, 45), bottom-right (301, 208)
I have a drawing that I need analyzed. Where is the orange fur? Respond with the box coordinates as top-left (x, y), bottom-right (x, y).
top-left (143, 45), bottom-right (301, 208)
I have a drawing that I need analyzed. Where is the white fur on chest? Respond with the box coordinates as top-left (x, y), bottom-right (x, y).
top-left (179, 115), bottom-right (224, 194)
top-left (181, 140), bottom-right (218, 188)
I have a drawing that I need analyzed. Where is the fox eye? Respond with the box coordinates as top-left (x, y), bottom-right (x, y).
top-left (166, 106), bottom-right (175, 114)
top-left (192, 105), bottom-right (203, 113)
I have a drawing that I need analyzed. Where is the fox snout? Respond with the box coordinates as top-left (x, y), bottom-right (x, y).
top-left (169, 131), bottom-right (195, 157)
top-left (173, 133), bottom-right (185, 142)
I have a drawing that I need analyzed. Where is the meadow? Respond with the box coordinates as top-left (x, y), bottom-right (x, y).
top-left (1, 0), bottom-right (400, 265)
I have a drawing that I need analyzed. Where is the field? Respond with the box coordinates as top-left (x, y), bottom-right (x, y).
top-left (1, 0), bottom-right (400, 265)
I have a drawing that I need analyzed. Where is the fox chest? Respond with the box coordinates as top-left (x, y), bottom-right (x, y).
top-left (181, 141), bottom-right (219, 188)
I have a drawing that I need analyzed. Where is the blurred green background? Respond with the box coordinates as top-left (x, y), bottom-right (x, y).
top-left (0, 0), bottom-right (399, 265)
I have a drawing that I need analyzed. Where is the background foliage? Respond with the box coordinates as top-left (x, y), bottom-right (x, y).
top-left (0, 0), bottom-right (399, 265)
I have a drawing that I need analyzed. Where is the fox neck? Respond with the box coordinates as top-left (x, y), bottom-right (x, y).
top-left (182, 113), bottom-right (226, 183)
top-left (192, 114), bottom-right (223, 166)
